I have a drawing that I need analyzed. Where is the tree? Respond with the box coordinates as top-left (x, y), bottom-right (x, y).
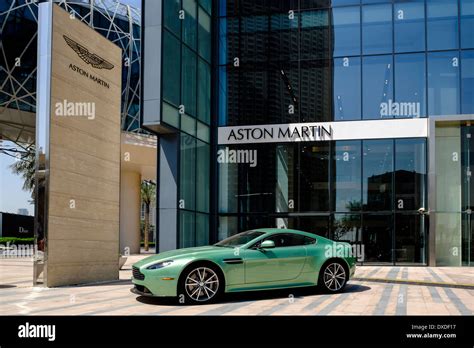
top-left (8, 145), bottom-right (36, 198)
top-left (141, 180), bottom-right (156, 251)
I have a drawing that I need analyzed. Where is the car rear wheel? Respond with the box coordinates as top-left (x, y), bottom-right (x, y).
top-left (180, 265), bottom-right (221, 304)
top-left (319, 262), bottom-right (347, 293)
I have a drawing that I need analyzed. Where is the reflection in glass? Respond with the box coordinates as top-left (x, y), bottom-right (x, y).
top-left (300, 60), bottom-right (332, 122)
top-left (427, 0), bottom-right (459, 51)
top-left (333, 141), bottom-right (362, 212)
top-left (180, 134), bottom-right (196, 211)
top-left (164, 0), bottom-right (181, 36)
top-left (362, 214), bottom-right (393, 263)
top-left (332, 6), bottom-right (360, 57)
top-left (363, 55), bottom-right (393, 119)
top-left (362, 4), bottom-right (392, 55)
top-left (461, 50), bottom-right (474, 114)
top-left (333, 214), bottom-right (362, 244)
top-left (196, 140), bottom-right (209, 213)
top-left (363, 140), bottom-right (393, 211)
top-left (395, 139), bottom-right (427, 211)
top-left (299, 143), bottom-right (330, 212)
top-left (182, 46), bottom-right (197, 116)
top-left (196, 213), bottom-right (209, 246)
top-left (395, 214), bottom-right (426, 264)
top-left (297, 216), bottom-right (330, 238)
top-left (275, 145), bottom-right (295, 214)
top-left (182, 0), bottom-right (197, 50)
top-left (394, 53), bottom-right (426, 118)
top-left (333, 57), bottom-right (361, 120)
top-left (300, 10), bottom-right (330, 60)
top-left (461, 0), bottom-right (474, 48)
top-left (428, 51), bottom-right (460, 116)
top-left (198, 7), bottom-right (211, 62)
top-left (162, 31), bottom-right (180, 106)
top-left (394, 0), bottom-right (425, 53)
top-left (179, 211), bottom-right (195, 248)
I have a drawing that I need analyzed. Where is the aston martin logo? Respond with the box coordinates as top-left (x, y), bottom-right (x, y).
top-left (63, 35), bottom-right (114, 70)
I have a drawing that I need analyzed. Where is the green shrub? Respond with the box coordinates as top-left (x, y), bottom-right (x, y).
top-left (0, 237), bottom-right (35, 245)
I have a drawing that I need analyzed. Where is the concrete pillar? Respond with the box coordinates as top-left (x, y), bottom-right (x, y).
top-left (120, 171), bottom-right (141, 254)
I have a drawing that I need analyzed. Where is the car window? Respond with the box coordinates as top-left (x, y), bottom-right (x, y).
top-left (253, 233), bottom-right (315, 248)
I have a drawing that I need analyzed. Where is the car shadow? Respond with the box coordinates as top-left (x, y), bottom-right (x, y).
top-left (133, 283), bottom-right (371, 307)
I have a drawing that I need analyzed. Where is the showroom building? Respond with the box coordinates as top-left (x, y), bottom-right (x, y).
top-left (143, 0), bottom-right (473, 266)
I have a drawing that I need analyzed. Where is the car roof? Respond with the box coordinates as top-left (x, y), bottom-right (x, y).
top-left (252, 228), bottom-right (316, 237)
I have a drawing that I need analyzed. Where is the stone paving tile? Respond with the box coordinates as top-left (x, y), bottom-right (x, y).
top-left (1, 258), bottom-right (473, 316)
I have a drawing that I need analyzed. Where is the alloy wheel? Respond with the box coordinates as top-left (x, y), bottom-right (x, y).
top-left (185, 267), bottom-right (220, 302)
top-left (323, 263), bottom-right (346, 292)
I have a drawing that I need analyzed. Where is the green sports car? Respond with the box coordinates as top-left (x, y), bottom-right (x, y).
top-left (131, 228), bottom-right (356, 304)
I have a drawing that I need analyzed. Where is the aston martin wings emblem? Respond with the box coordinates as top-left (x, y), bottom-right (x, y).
top-left (63, 35), bottom-right (114, 70)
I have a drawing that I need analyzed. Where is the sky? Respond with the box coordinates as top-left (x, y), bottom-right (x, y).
top-left (121, 0), bottom-right (141, 9)
top-left (0, 143), bottom-right (34, 215)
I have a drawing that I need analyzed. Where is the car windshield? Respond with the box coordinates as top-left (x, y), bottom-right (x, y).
top-left (214, 231), bottom-right (265, 247)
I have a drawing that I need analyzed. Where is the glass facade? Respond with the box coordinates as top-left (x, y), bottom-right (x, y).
top-left (161, 0), bottom-right (212, 248)
top-left (218, 0), bottom-right (473, 126)
top-left (214, 0), bottom-right (473, 265)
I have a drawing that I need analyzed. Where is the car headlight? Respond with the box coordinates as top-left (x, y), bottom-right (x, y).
top-left (146, 260), bottom-right (174, 270)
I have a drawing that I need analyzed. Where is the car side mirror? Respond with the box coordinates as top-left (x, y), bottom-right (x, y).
top-left (260, 240), bottom-right (275, 249)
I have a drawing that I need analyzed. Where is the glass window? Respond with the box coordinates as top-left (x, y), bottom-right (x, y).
top-left (334, 57), bottom-right (361, 121)
top-left (394, 0), bottom-right (425, 53)
top-left (198, 7), bottom-right (211, 62)
top-left (275, 145), bottom-right (295, 213)
top-left (269, 13), bottom-right (299, 62)
top-left (333, 214), bottom-right (362, 244)
top-left (395, 214), bottom-right (426, 264)
top-left (394, 53), bottom-right (426, 118)
top-left (297, 216), bottom-right (330, 238)
top-left (218, 216), bottom-right (238, 241)
top-left (196, 213), bottom-right (209, 246)
top-left (427, 0), bottom-right (459, 51)
top-left (198, 59), bottom-right (211, 124)
top-left (300, 60), bottom-right (332, 122)
top-left (332, 0), bottom-right (360, 5)
top-left (181, 46), bottom-right (197, 117)
top-left (261, 233), bottom-right (312, 247)
top-left (199, 0), bottom-right (212, 14)
top-left (363, 140), bottom-right (393, 211)
top-left (363, 55), bottom-right (394, 119)
top-left (334, 141), bottom-right (362, 212)
top-left (362, 214), bottom-right (393, 263)
top-left (362, 4), bottom-right (392, 55)
top-left (183, 0), bottom-right (197, 50)
top-left (164, 0), bottom-right (181, 37)
top-left (162, 31), bottom-right (181, 106)
top-left (196, 140), bottom-right (210, 213)
top-left (395, 139), bottom-right (427, 211)
top-left (298, 143), bottom-right (330, 212)
top-left (461, 50), bottom-right (474, 114)
top-left (179, 211), bottom-right (195, 248)
top-left (461, 0), bottom-right (474, 48)
top-left (180, 133), bottom-right (196, 211)
top-left (268, 62), bottom-right (299, 124)
top-left (428, 51), bottom-right (460, 116)
top-left (332, 6), bottom-right (361, 57)
top-left (300, 10), bottom-right (331, 60)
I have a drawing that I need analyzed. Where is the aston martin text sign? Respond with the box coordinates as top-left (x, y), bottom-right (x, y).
top-left (218, 119), bottom-right (428, 145)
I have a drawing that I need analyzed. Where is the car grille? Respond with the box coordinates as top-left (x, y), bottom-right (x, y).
top-left (132, 266), bottom-right (145, 280)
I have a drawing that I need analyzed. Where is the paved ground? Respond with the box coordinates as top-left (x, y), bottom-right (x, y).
top-left (0, 256), bottom-right (472, 315)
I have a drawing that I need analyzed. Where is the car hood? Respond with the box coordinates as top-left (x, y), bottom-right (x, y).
top-left (133, 246), bottom-right (231, 268)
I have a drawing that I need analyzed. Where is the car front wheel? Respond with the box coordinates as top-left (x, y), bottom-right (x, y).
top-left (319, 262), bottom-right (347, 293)
top-left (179, 265), bottom-right (221, 304)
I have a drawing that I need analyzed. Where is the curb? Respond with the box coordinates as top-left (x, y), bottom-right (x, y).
top-left (353, 277), bottom-right (474, 290)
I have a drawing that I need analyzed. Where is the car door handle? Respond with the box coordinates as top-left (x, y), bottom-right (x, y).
top-left (223, 258), bottom-right (243, 264)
